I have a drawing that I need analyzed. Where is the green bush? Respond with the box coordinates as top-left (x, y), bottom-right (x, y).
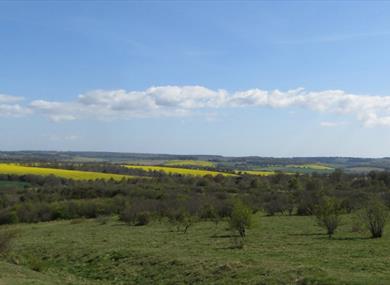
top-left (229, 200), bottom-right (252, 238)
top-left (314, 196), bottom-right (342, 239)
top-left (362, 197), bottom-right (388, 238)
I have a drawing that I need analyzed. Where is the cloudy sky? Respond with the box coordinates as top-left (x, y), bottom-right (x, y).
top-left (2, 1), bottom-right (390, 157)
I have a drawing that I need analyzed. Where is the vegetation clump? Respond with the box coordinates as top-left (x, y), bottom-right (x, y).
top-left (314, 196), bottom-right (342, 239)
top-left (362, 197), bottom-right (388, 238)
top-left (229, 200), bottom-right (252, 239)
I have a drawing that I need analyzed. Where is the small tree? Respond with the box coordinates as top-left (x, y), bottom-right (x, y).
top-left (229, 200), bottom-right (252, 238)
top-left (315, 196), bottom-right (342, 239)
top-left (362, 197), bottom-right (388, 238)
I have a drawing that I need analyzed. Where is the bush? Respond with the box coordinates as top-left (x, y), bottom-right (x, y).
top-left (0, 230), bottom-right (17, 254)
top-left (315, 196), bottom-right (342, 239)
top-left (229, 200), bottom-right (252, 238)
top-left (136, 211), bottom-right (151, 226)
top-left (168, 209), bottom-right (195, 233)
top-left (96, 215), bottom-right (110, 225)
top-left (0, 209), bottom-right (18, 225)
top-left (119, 206), bottom-right (137, 225)
top-left (362, 197), bottom-right (388, 238)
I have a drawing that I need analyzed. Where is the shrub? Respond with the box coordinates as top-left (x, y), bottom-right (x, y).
top-left (229, 200), bottom-right (252, 238)
top-left (96, 215), bottom-right (110, 225)
top-left (119, 206), bottom-right (137, 225)
top-left (168, 209), bottom-right (195, 233)
top-left (0, 230), bottom-right (17, 254)
top-left (315, 196), bottom-right (342, 239)
top-left (136, 211), bottom-right (151, 226)
top-left (0, 209), bottom-right (18, 225)
top-left (362, 197), bottom-right (388, 238)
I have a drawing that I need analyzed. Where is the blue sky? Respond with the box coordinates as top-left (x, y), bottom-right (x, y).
top-left (1, 1), bottom-right (390, 157)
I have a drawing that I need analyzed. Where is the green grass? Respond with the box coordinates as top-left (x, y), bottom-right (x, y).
top-left (0, 164), bottom-right (136, 181)
top-left (164, 160), bottom-right (215, 168)
top-left (286, 164), bottom-right (334, 170)
top-left (254, 164), bottom-right (335, 174)
top-left (124, 165), bottom-right (235, 177)
top-left (2, 214), bottom-right (390, 284)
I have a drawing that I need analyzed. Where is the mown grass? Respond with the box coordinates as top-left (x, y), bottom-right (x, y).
top-left (164, 160), bottom-right (215, 168)
top-left (124, 165), bottom-right (235, 177)
top-left (2, 214), bottom-right (390, 284)
top-left (0, 164), bottom-right (135, 181)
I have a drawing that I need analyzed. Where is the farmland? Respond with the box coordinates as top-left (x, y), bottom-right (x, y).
top-left (164, 160), bottom-right (215, 168)
top-left (124, 165), bottom-right (235, 176)
top-left (0, 163), bottom-right (134, 181)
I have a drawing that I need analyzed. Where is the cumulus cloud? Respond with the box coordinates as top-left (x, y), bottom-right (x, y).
top-left (4, 86), bottom-right (390, 127)
top-left (0, 94), bottom-right (31, 117)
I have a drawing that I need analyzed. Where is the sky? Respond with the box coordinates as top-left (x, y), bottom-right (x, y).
top-left (1, 1), bottom-right (390, 157)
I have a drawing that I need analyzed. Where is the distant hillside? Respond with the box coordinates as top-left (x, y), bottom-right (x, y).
top-left (1, 151), bottom-right (390, 173)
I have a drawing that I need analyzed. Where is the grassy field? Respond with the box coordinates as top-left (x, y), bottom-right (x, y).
top-left (286, 164), bottom-right (334, 170)
top-left (124, 165), bottom-right (235, 177)
top-left (1, 214), bottom-right (390, 284)
top-left (0, 164), bottom-right (135, 181)
top-left (254, 164), bottom-right (335, 174)
top-left (164, 160), bottom-right (215, 168)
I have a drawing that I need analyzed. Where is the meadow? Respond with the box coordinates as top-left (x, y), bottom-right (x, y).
top-left (1, 213), bottom-right (390, 285)
top-left (0, 164), bottom-right (134, 181)
top-left (124, 165), bottom-right (235, 176)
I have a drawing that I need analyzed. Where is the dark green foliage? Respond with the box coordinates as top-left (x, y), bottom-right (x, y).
top-left (0, 209), bottom-right (18, 225)
top-left (136, 211), bottom-right (151, 226)
top-left (2, 162), bottom-right (390, 229)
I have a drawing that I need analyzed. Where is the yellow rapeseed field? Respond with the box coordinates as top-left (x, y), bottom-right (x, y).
top-left (237, 170), bottom-right (277, 176)
top-left (0, 164), bottom-right (134, 181)
top-left (124, 165), bottom-right (235, 176)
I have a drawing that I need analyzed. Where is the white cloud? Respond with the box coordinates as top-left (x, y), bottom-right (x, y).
top-left (0, 94), bottom-right (30, 117)
top-left (0, 94), bottom-right (23, 104)
top-left (320, 121), bottom-right (349, 127)
top-left (4, 86), bottom-right (390, 127)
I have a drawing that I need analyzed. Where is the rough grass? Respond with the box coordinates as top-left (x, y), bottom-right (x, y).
top-left (2, 214), bottom-right (390, 284)
top-left (164, 160), bottom-right (215, 168)
top-left (124, 165), bottom-right (235, 177)
top-left (0, 164), bottom-right (135, 181)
